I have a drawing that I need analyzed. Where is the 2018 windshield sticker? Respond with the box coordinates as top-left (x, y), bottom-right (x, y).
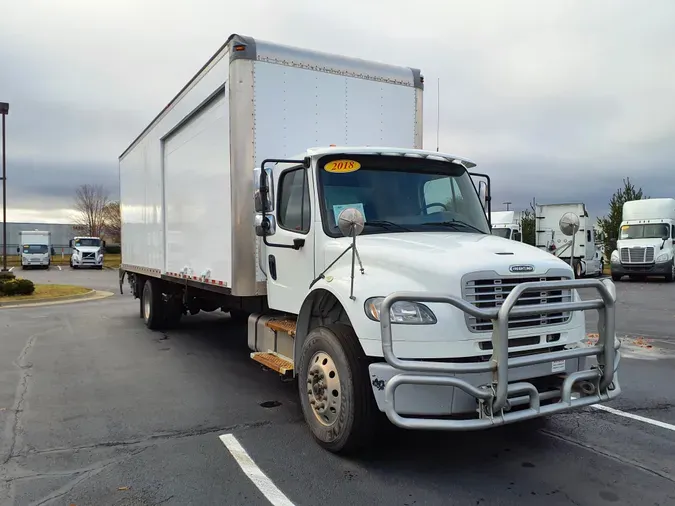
top-left (333, 203), bottom-right (366, 226)
top-left (324, 160), bottom-right (361, 173)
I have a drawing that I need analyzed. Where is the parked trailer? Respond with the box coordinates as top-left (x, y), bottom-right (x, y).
top-left (490, 211), bottom-right (522, 241)
top-left (535, 203), bottom-right (603, 278)
top-left (119, 34), bottom-right (621, 454)
top-left (611, 198), bottom-right (675, 282)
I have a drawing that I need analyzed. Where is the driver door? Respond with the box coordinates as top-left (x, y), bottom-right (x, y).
top-left (264, 165), bottom-right (316, 314)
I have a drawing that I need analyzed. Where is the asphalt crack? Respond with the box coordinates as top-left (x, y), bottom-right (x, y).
top-left (18, 420), bottom-right (272, 458)
top-left (2, 335), bottom-right (37, 465)
top-left (539, 428), bottom-right (675, 484)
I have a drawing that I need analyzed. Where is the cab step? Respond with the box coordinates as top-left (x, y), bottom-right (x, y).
top-left (251, 351), bottom-right (294, 376)
top-left (265, 318), bottom-right (297, 337)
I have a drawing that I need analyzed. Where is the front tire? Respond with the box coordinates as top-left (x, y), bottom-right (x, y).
top-left (298, 323), bottom-right (377, 454)
top-left (665, 262), bottom-right (675, 283)
top-left (573, 260), bottom-right (583, 279)
top-left (611, 273), bottom-right (622, 282)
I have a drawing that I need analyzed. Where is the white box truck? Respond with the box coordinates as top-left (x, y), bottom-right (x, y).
top-left (610, 198), bottom-right (675, 282)
top-left (17, 230), bottom-right (54, 269)
top-left (119, 34), bottom-right (621, 454)
top-left (490, 210), bottom-right (522, 241)
top-left (535, 203), bottom-right (603, 278)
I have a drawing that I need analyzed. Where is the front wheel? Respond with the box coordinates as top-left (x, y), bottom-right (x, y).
top-left (611, 273), bottom-right (622, 282)
top-left (665, 262), bottom-right (675, 283)
top-left (573, 260), bottom-right (583, 279)
top-left (298, 323), bottom-right (377, 454)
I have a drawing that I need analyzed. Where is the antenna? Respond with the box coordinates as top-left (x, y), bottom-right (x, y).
top-left (436, 77), bottom-right (440, 152)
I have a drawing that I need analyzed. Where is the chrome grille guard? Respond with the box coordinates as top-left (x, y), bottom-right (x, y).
top-left (379, 278), bottom-right (621, 430)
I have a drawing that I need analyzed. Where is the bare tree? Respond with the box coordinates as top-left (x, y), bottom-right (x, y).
top-left (103, 201), bottom-right (121, 243)
top-left (73, 184), bottom-right (109, 237)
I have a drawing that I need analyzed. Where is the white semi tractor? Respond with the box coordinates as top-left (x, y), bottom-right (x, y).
top-left (611, 198), bottom-right (675, 282)
top-left (17, 230), bottom-right (54, 269)
top-left (69, 236), bottom-right (106, 269)
top-left (535, 203), bottom-right (603, 278)
top-left (118, 34), bottom-right (621, 454)
top-left (490, 211), bottom-right (522, 241)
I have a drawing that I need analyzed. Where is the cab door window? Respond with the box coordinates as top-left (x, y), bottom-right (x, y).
top-left (278, 168), bottom-right (311, 233)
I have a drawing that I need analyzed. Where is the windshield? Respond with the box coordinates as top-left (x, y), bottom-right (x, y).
top-left (317, 155), bottom-right (490, 237)
top-left (491, 227), bottom-right (511, 239)
top-left (22, 244), bottom-right (48, 254)
top-left (74, 238), bottom-right (101, 247)
top-left (620, 224), bottom-right (669, 240)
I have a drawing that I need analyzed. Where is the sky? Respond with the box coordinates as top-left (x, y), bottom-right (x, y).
top-left (1, 0), bottom-right (674, 224)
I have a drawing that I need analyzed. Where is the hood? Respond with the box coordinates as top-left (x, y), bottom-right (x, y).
top-left (325, 232), bottom-right (573, 289)
top-left (73, 246), bottom-right (102, 253)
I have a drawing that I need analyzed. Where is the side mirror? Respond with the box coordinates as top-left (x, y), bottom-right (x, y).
top-left (559, 212), bottom-right (580, 237)
top-left (477, 181), bottom-right (488, 210)
top-left (51, 247), bottom-right (55, 256)
top-left (16, 247), bottom-right (20, 253)
top-left (103, 240), bottom-right (106, 248)
top-left (69, 239), bottom-right (73, 248)
top-left (254, 214), bottom-right (277, 237)
top-left (513, 231), bottom-right (522, 242)
top-left (254, 167), bottom-right (275, 213)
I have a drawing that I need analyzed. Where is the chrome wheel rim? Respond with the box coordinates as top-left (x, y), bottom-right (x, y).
top-left (143, 292), bottom-right (151, 321)
top-left (306, 351), bottom-right (341, 426)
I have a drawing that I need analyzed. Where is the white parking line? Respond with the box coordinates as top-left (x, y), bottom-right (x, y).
top-left (8, 267), bottom-right (13, 272)
top-left (219, 434), bottom-right (295, 506)
top-left (57, 265), bottom-right (62, 271)
top-left (592, 404), bottom-right (675, 432)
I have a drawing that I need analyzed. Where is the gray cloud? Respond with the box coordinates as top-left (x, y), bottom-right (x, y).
top-left (2, 0), bottom-right (675, 222)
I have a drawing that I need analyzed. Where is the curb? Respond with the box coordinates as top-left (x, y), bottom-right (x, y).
top-left (0, 289), bottom-right (111, 308)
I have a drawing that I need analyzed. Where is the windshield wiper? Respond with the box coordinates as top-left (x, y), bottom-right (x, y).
top-left (364, 220), bottom-right (413, 232)
top-left (422, 220), bottom-right (486, 234)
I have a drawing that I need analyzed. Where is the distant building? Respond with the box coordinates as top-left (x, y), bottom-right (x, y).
top-left (0, 222), bottom-right (78, 255)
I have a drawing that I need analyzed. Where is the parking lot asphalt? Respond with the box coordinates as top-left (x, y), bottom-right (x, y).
top-left (0, 270), bottom-right (674, 505)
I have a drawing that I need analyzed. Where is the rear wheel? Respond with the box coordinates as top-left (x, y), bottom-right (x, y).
top-left (142, 279), bottom-right (165, 330)
top-left (298, 323), bottom-right (377, 454)
top-left (573, 260), bottom-right (583, 279)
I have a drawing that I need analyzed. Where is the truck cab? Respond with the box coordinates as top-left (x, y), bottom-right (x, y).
top-left (611, 198), bottom-right (675, 282)
top-left (70, 236), bottom-right (106, 269)
top-left (17, 230), bottom-right (54, 269)
top-left (490, 211), bottom-right (522, 241)
top-left (252, 147), bottom-right (620, 451)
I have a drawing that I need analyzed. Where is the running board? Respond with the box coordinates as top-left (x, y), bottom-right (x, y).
top-left (251, 351), bottom-right (294, 377)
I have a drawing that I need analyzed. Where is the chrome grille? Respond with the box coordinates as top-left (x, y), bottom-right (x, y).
top-left (620, 247), bottom-right (654, 264)
top-left (463, 276), bottom-right (572, 333)
top-left (83, 252), bottom-right (96, 259)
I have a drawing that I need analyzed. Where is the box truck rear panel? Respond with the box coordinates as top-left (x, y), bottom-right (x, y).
top-left (120, 34), bottom-right (422, 294)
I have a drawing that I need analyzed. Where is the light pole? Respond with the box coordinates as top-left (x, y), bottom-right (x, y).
top-left (0, 102), bottom-right (8, 272)
top-left (503, 201), bottom-right (512, 211)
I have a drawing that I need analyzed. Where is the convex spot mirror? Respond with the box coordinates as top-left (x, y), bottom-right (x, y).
top-left (559, 212), bottom-right (580, 237)
top-left (337, 207), bottom-right (365, 238)
top-left (478, 181), bottom-right (489, 210)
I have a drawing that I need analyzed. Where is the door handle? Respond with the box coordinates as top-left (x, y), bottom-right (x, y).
top-left (268, 255), bottom-right (277, 280)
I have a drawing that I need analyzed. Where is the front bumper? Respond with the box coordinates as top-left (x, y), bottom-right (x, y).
top-left (72, 256), bottom-right (103, 267)
top-left (611, 259), bottom-right (672, 276)
top-left (372, 278), bottom-right (620, 430)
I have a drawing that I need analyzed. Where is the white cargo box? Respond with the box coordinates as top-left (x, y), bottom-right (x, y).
top-left (623, 198), bottom-right (675, 222)
top-left (120, 34), bottom-right (423, 296)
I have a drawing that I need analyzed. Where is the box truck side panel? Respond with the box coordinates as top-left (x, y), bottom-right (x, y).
top-left (164, 89), bottom-right (231, 284)
top-left (119, 47), bottom-right (231, 273)
top-left (253, 61), bottom-right (417, 162)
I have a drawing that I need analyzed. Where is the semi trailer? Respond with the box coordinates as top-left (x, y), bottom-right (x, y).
top-left (611, 198), bottom-right (675, 282)
top-left (535, 203), bottom-right (603, 278)
top-left (119, 34), bottom-right (621, 454)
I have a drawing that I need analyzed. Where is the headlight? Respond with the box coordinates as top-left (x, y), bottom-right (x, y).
top-left (365, 297), bottom-right (437, 324)
top-left (656, 253), bottom-right (670, 263)
top-left (610, 250), bottom-right (619, 262)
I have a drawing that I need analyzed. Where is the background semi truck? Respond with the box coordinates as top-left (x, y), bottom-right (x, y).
top-left (17, 230), bottom-right (54, 269)
top-left (69, 236), bottom-right (106, 269)
top-left (611, 198), bottom-right (675, 282)
top-left (535, 203), bottom-right (603, 278)
top-left (490, 210), bottom-right (522, 241)
top-left (119, 34), bottom-right (621, 454)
